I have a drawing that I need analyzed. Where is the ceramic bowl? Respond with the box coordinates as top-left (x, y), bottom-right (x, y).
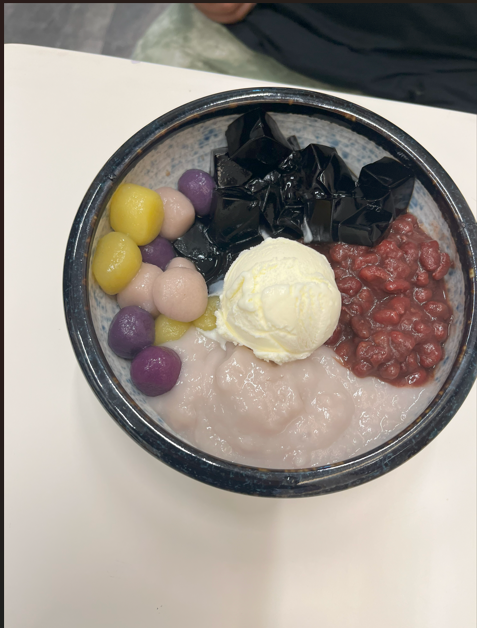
top-left (63, 88), bottom-right (477, 497)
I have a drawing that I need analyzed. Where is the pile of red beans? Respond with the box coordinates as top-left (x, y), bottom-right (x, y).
top-left (313, 213), bottom-right (452, 386)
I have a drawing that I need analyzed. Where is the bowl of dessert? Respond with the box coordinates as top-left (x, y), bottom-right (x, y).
top-left (63, 88), bottom-right (477, 497)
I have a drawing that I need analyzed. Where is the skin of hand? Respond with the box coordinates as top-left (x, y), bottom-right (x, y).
top-left (194, 3), bottom-right (256, 24)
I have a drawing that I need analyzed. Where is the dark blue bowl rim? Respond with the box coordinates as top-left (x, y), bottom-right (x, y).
top-left (63, 87), bottom-right (477, 498)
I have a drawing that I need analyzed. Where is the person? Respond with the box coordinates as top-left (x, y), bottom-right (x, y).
top-left (194, 3), bottom-right (477, 113)
top-left (194, 3), bottom-right (256, 24)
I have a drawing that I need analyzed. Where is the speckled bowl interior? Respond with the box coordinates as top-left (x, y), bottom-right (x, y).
top-left (89, 113), bottom-right (465, 440)
top-left (65, 88), bottom-right (476, 497)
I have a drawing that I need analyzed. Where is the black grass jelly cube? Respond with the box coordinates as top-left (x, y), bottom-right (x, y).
top-left (208, 187), bottom-right (261, 249)
top-left (226, 109), bottom-right (292, 178)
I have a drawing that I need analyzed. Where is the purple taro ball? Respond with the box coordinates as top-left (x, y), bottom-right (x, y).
top-left (178, 169), bottom-right (216, 217)
top-left (108, 306), bottom-right (155, 359)
top-left (131, 346), bottom-right (182, 396)
top-left (140, 235), bottom-right (176, 270)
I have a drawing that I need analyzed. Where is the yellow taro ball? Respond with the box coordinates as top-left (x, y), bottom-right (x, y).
top-left (110, 183), bottom-right (164, 246)
top-left (193, 296), bottom-right (220, 331)
top-left (92, 232), bottom-right (142, 295)
top-left (154, 315), bottom-right (190, 345)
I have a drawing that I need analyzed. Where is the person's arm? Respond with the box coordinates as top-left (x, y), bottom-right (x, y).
top-left (194, 3), bottom-right (256, 24)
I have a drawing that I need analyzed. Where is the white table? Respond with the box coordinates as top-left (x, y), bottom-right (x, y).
top-left (5, 44), bottom-right (476, 628)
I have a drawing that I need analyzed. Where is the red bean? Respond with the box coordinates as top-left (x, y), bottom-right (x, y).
top-left (356, 287), bottom-right (375, 312)
top-left (383, 279), bottom-right (411, 293)
top-left (414, 287), bottom-right (433, 303)
top-left (330, 244), bottom-right (350, 264)
top-left (340, 308), bottom-right (351, 325)
top-left (414, 271), bottom-right (429, 286)
top-left (390, 331), bottom-right (415, 360)
top-left (373, 309), bottom-right (401, 325)
top-left (359, 265), bottom-right (390, 284)
top-left (372, 346), bottom-right (392, 366)
top-left (401, 240), bottom-right (420, 263)
top-left (379, 360), bottom-right (400, 380)
top-left (351, 315), bottom-right (372, 338)
top-left (336, 340), bottom-right (354, 363)
top-left (412, 320), bottom-right (434, 343)
top-left (357, 333), bottom-right (392, 366)
top-left (333, 268), bottom-right (348, 281)
top-left (375, 240), bottom-right (403, 259)
top-left (352, 360), bottom-right (374, 377)
top-left (345, 301), bottom-right (363, 317)
top-left (356, 340), bottom-right (373, 360)
top-left (405, 351), bottom-right (419, 372)
top-left (384, 257), bottom-right (411, 279)
top-left (352, 253), bottom-right (379, 271)
top-left (400, 316), bottom-right (415, 335)
top-left (423, 301), bottom-right (451, 320)
top-left (420, 241), bottom-right (440, 271)
top-left (432, 321), bottom-right (448, 342)
top-left (417, 341), bottom-right (443, 368)
top-left (403, 214), bottom-right (417, 225)
top-left (372, 330), bottom-right (391, 348)
top-left (389, 296), bottom-right (411, 314)
top-left (405, 369), bottom-right (428, 386)
top-left (337, 276), bottom-right (362, 296)
top-left (432, 252), bottom-right (451, 280)
top-left (393, 217), bottom-right (414, 234)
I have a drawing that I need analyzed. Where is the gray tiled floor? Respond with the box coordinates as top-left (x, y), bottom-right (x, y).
top-left (4, 3), bottom-right (170, 58)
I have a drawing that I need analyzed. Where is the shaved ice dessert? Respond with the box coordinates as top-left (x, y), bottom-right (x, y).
top-left (91, 109), bottom-right (453, 468)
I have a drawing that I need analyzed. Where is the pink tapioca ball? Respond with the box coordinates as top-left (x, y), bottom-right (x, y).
top-left (152, 267), bottom-right (208, 322)
top-left (117, 263), bottom-right (162, 317)
top-left (167, 257), bottom-right (196, 271)
top-left (155, 187), bottom-right (195, 240)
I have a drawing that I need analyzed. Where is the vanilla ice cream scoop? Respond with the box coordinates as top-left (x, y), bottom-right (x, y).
top-left (215, 238), bottom-right (341, 364)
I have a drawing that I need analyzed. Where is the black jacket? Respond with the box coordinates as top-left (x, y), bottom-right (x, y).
top-left (227, 3), bottom-right (477, 113)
